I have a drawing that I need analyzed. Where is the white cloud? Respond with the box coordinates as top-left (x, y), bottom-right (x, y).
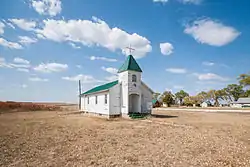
top-left (0, 57), bottom-right (13, 68)
top-left (35, 17), bottom-right (152, 58)
top-left (179, 0), bottom-right (202, 5)
top-left (30, 0), bottom-right (62, 16)
top-left (9, 19), bottom-right (36, 31)
top-left (90, 56), bottom-right (117, 62)
top-left (9, 63), bottom-right (30, 68)
top-left (101, 66), bottom-right (118, 75)
top-left (6, 22), bottom-right (15, 29)
top-left (105, 75), bottom-right (118, 81)
top-left (34, 62), bottom-right (68, 73)
top-left (62, 74), bottom-right (100, 83)
top-left (13, 57), bottom-right (30, 64)
top-left (76, 65), bottom-right (82, 69)
top-left (196, 80), bottom-right (226, 85)
top-left (220, 64), bottom-right (229, 68)
top-left (0, 57), bottom-right (30, 68)
top-left (18, 36), bottom-right (37, 45)
top-left (153, 0), bottom-right (168, 3)
top-left (160, 42), bottom-right (174, 55)
top-left (0, 38), bottom-right (23, 49)
top-left (0, 21), bottom-right (5, 35)
top-left (153, 0), bottom-right (201, 4)
top-left (202, 61), bottom-right (215, 66)
top-left (193, 72), bottom-right (229, 81)
top-left (29, 77), bottom-right (49, 82)
top-left (69, 42), bottom-right (81, 49)
top-left (17, 68), bottom-right (29, 72)
top-left (2, 20), bottom-right (16, 30)
top-left (21, 84), bottom-right (28, 88)
top-left (166, 68), bottom-right (187, 74)
top-left (173, 85), bottom-right (184, 89)
top-left (165, 88), bottom-right (173, 93)
top-left (184, 19), bottom-right (240, 46)
top-left (37, 34), bottom-right (45, 39)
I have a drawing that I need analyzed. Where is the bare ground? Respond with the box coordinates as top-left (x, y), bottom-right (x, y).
top-left (0, 109), bottom-right (250, 167)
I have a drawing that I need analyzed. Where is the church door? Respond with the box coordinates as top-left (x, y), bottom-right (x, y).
top-left (129, 94), bottom-right (140, 113)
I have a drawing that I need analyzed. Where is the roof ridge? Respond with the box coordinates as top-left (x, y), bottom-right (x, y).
top-left (81, 80), bottom-right (118, 95)
top-left (118, 55), bottom-right (142, 73)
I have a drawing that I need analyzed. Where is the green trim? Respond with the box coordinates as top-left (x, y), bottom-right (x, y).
top-left (81, 80), bottom-right (118, 95)
top-left (118, 55), bottom-right (142, 73)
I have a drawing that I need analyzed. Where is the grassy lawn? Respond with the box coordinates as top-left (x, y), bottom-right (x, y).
top-left (0, 110), bottom-right (250, 167)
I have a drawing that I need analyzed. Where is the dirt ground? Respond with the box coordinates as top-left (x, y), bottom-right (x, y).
top-left (0, 110), bottom-right (250, 167)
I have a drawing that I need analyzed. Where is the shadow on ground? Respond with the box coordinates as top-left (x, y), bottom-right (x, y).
top-left (62, 111), bottom-right (82, 115)
top-left (151, 114), bottom-right (178, 119)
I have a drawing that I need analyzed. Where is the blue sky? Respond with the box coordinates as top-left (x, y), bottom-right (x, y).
top-left (0, 0), bottom-right (249, 102)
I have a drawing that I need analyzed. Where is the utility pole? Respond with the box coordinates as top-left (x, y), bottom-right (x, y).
top-left (78, 80), bottom-right (81, 110)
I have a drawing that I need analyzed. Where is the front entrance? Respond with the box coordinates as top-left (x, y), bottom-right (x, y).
top-left (129, 94), bottom-right (140, 113)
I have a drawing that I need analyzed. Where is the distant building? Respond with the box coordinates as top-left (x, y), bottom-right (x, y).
top-left (201, 101), bottom-right (212, 108)
top-left (231, 98), bottom-right (250, 108)
top-left (201, 102), bottom-right (208, 108)
top-left (152, 99), bottom-right (161, 108)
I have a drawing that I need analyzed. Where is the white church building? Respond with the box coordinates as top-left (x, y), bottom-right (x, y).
top-left (80, 55), bottom-right (154, 118)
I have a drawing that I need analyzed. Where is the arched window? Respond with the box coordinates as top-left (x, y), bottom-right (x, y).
top-left (132, 74), bottom-right (137, 82)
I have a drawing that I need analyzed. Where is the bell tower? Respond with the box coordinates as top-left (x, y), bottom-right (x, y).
top-left (118, 54), bottom-right (142, 115)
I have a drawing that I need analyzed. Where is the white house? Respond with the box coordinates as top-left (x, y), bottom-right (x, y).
top-left (201, 102), bottom-right (208, 108)
top-left (231, 98), bottom-right (250, 108)
top-left (80, 54), bottom-right (154, 118)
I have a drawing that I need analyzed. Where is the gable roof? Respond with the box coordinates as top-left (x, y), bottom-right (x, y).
top-left (118, 55), bottom-right (142, 73)
top-left (152, 99), bottom-right (158, 104)
top-left (234, 98), bottom-right (250, 104)
top-left (81, 80), bottom-right (118, 96)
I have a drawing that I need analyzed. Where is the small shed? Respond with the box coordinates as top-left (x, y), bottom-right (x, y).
top-left (152, 99), bottom-right (161, 108)
top-left (231, 98), bottom-right (250, 108)
top-left (201, 102), bottom-right (208, 108)
top-left (201, 101), bottom-right (212, 108)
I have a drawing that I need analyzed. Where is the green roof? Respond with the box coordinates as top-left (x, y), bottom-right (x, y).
top-left (118, 55), bottom-right (142, 73)
top-left (152, 99), bottom-right (158, 104)
top-left (81, 80), bottom-right (118, 95)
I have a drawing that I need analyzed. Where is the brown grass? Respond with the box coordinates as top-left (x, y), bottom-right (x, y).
top-left (0, 101), bottom-right (62, 113)
top-left (0, 109), bottom-right (250, 167)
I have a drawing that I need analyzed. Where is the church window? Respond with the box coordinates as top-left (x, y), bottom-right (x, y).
top-left (132, 74), bottom-right (137, 82)
top-left (105, 94), bottom-right (107, 104)
top-left (87, 97), bottom-right (89, 104)
top-left (95, 96), bottom-right (98, 104)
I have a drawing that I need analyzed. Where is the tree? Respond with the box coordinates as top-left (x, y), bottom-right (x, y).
top-left (153, 92), bottom-right (161, 100)
top-left (197, 91), bottom-right (208, 102)
top-left (238, 73), bottom-right (250, 86)
top-left (175, 90), bottom-right (189, 105)
top-left (184, 95), bottom-right (203, 106)
top-left (160, 91), bottom-right (174, 107)
top-left (224, 84), bottom-right (244, 102)
top-left (183, 96), bottom-right (193, 106)
top-left (241, 89), bottom-right (250, 97)
top-left (207, 89), bottom-right (227, 107)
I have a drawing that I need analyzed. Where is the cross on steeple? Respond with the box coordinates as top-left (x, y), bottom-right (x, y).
top-left (126, 45), bottom-right (135, 55)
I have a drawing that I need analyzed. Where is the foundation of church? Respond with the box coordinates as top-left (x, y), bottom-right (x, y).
top-left (81, 111), bottom-right (121, 119)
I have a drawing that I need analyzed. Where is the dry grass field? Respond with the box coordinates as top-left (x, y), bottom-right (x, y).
top-left (1, 109), bottom-right (250, 167)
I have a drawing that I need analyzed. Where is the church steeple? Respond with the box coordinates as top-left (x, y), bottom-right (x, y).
top-left (118, 55), bottom-right (142, 73)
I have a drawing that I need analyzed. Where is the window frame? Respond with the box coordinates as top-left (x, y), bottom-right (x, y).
top-left (104, 94), bottom-right (108, 104)
top-left (132, 74), bottom-right (137, 82)
top-left (95, 96), bottom-right (98, 104)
